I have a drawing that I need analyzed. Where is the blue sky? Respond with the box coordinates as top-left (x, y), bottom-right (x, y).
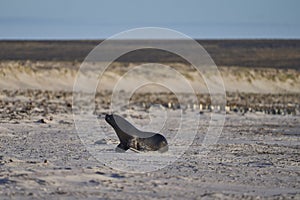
top-left (0, 0), bottom-right (299, 39)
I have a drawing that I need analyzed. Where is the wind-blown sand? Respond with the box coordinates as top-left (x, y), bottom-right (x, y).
top-left (0, 60), bottom-right (299, 199)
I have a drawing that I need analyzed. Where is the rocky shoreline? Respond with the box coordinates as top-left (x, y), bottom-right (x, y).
top-left (1, 90), bottom-right (299, 121)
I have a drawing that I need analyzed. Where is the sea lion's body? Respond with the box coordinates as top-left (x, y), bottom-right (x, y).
top-left (105, 114), bottom-right (168, 153)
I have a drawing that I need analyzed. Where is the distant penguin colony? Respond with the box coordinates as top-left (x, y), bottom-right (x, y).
top-left (105, 114), bottom-right (168, 153)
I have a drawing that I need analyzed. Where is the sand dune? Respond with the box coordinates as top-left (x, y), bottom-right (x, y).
top-left (0, 61), bottom-right (299, 93)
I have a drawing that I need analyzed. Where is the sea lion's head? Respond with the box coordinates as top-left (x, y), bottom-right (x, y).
top-left (105, 114), bottom-right (116, 127)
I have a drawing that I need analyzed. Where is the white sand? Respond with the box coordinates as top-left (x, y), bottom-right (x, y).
top-left (0, 111), bottom-right (299, 199)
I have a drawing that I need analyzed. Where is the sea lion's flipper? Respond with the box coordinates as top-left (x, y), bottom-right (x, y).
top-left (115, 143), bottom-right (129, 152)
top-left (158, 145), bottom-right (168, 153)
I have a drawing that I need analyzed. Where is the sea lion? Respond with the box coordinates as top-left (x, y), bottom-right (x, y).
top-left (105, 114), bottom-right (168, 153)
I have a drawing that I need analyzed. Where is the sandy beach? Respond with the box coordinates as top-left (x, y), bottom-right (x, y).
top-left (0, 40), bottom-right (300, 199)
top-left (0, 92), bottom-right (299, 199)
